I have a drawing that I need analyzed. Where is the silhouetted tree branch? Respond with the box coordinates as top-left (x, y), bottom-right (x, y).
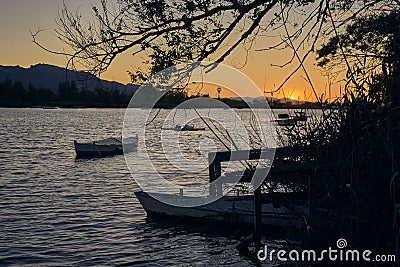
top-left (30, 0), bottom-right (376, 75)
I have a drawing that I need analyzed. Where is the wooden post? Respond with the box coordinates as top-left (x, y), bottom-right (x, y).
top-left (254, 186), bottom-right (262, 250)
top-left (209, 161), bottom-right (216, 196)
top-left (209, 153), bottom-right (223, 196)
top-left (215, 161), bottom-right (222, 196)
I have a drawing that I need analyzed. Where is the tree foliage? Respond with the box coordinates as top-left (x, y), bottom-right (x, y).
top-left (317, 11), bottom-right (400, 100)
top-left (33, 0), bottom-right (361, 79)
top-left (307, 10), bottom-right (400, 252)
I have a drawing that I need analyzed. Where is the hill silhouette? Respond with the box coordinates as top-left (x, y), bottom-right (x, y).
top-left (0, 64), bottom-right (138, 94)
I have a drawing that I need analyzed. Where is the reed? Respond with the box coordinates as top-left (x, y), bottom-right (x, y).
top-left (278, 14), bottom-right (400, 255)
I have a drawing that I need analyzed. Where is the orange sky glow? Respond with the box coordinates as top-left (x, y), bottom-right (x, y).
top-left (0, 0), bottom-right (342, 101)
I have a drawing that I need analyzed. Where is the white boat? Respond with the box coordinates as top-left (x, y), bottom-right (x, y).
top-left (134, 191), bottom-right (307, 228)
top-left (134, 148), bottom-right (326, 229)
top-left (162, 124), bottom-right (206, 131)
top-left (274, 113), bottom-right (295, 126)
top-left (274, 111), bottom-right (308, 126)
top-left (174, 124), bottom-right (206, 131)
top-left (74, 134), bottom-right (138, 158)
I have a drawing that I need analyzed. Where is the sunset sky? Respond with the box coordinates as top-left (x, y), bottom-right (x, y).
top-left (0, 0), bottom-right (341, 100)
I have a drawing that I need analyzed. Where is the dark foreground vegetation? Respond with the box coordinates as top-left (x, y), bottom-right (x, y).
top-left (279, 10), bottom-right (400, 260)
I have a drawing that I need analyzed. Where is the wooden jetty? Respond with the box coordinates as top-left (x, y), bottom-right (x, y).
top-left (135, 145), bottom-right (325, 253)
top-left (208, 146), bottom-right (316, 251)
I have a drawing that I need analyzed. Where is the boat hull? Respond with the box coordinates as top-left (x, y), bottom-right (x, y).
top-left (134, 191), bottom-right (305, 228)
top-left (74, 142), bottom-right (123, 158)
top-left (276, 119), bottom-right (296, 126)
top-left (74, 136), bottom-right (138, 158)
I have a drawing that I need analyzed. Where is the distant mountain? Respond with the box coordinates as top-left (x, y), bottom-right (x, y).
top-left (229, 97), bottom-right (257, 103)
top-left (0, 64), bottom-right (138, 94)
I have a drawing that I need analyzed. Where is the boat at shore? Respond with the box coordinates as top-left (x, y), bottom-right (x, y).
top-left (135, 148), bottom-right (327, 229)
top-left (135, 191), bottom-right (308, 228)
top-left (134, 147), bottom-right (337, 255)
top-left (74, 134), bottom-right (138, 158)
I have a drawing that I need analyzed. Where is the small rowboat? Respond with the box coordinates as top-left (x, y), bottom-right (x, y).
top-left (274, 112), bottom-right (309, 126)
top-left (175, 124), bottom-right (206, 131)
top-left (162, 125), bottom-right (206, 131)
top-left (134, 191), bottom-right (307, 228)
top-left (74, 134), bottom-right (138, 158)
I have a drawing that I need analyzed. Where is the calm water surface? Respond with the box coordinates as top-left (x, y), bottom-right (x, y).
top-left (0, 108), bottom-right (301, 266)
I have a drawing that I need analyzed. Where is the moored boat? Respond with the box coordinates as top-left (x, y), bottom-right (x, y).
top-left (134, 148), bottom-right (322, 229)
top-left (173, 124), bottom-right (206, 131)
top-left (274, 111), bottom-right (309, 126)
top-left (135, 191), bottom-right (307, 228)
top-left (293, 111), bottom-right (308, 121)
top-left (74, 134), bottom-right (138, 158)
top-left (276, 118), bottom-right (296, 126)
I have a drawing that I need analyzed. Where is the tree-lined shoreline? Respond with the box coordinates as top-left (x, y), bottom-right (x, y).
top-left (0, 78), bottom-right (322, 109)
top-left (0, 78), bottom-right (132, 108)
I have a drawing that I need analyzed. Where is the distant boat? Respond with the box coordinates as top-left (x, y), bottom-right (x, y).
top-left (275, 113), bottom-right (296, 126)
top-left (162, 125), bottom-right (206, 131)
top-left (293, 111), bottom-right (308, 121)
top-left (74, 134), bottom-right (138, 158)
top-left (274, 111), bottom-right (308, 126)
top-left (278, 113), bottom-right (290, 119)
top-left (42, 106), bottom-right (59, 109)
top-left (174, 124), bottom-right (206, 131)
top-left (276, 118), bottom-right (296, 126)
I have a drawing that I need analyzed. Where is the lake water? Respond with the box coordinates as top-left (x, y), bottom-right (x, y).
top-left (0, 108), bottom-right (305, 266)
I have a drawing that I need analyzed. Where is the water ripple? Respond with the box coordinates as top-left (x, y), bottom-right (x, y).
top-left (0, 108), bottom-right (298, 266)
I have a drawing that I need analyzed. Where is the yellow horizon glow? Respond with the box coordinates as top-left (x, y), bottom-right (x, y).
top-left (0, 0), bottom-right (343, 102)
